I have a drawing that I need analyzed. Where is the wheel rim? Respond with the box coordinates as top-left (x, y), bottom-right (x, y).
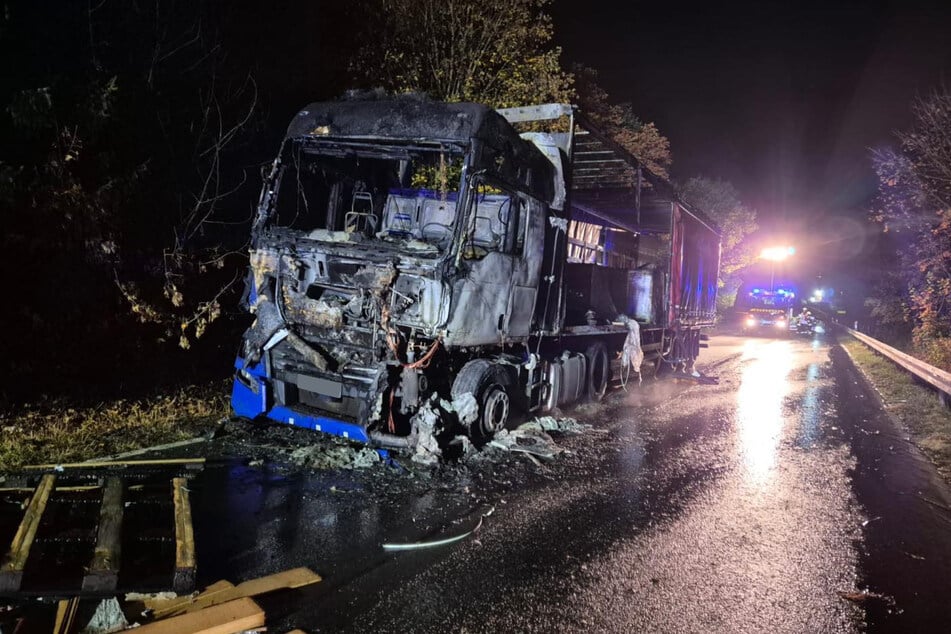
top-left (481, 386), bottom-right (510, 435)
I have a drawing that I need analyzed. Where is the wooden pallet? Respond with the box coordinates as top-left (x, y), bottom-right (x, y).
top-left (0, 462), bottom-right (201, 595)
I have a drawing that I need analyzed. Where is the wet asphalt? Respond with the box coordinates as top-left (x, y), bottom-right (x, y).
top-left (189, 333), bottom-right (951, 633)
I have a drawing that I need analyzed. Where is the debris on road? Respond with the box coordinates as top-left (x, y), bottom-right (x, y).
top-left (143, 567), bottom-right (321, 620)
top-left (215, 410), bottom-right (594, 473)
top-left (408, 395), bottom-right (445, 467)
top-left (217, 418), bottom-right (390, 472)
top-left (83, 597), bottom-right (128, 633)
top-left (661, 371), bottom-right (720, 385)
top-left (290, 443), bottom-right (382, 470)
top-left (14, 567), bottom-right (323, 633)
top-left (469, 415), bottom-right (596, 464)
top-left (488, 427), bottom-right (563, 462)
top-left (519, 415), bottom-right (595, 435)
top-left (836, 589), bottom-right (896, 607)
top-left (383, 507), bottom-right (494, 551)
top-left (134, 596), bottom-right (265, 633)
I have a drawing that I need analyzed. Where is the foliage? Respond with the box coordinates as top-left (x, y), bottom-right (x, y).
top-left (0, 381), bottom-right (228, 470)
top-left (677, 177), bottom-right (758, 308)
top-left (573, 65), bottom-right (672, 179)
top-left (350, 7), bottom-right (671, 185)
top-left (350, 0), bottom-right (574, 107)
top-left (863, 269), bottom-right (910, 345)
top-left (0, 0), bottom-right (257, 399)
top-left (869, 90), bottom-right (951, 369)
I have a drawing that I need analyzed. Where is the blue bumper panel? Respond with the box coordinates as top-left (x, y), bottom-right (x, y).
top-left (263, 405), bottom-right (370, 442)
top-left (231, 357), bottom-right (370, 443)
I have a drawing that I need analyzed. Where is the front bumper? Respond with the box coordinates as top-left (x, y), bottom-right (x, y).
top-left (231, 357), bottom-right (371, 442)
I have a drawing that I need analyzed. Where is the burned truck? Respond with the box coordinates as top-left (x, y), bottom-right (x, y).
top-left (232, 98), bottom-right (720, 447)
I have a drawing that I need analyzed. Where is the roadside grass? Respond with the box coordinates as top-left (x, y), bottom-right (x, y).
top-left (840, 335), bottom-right (951, 479)
top-left (0, 380), bottom-right (230, 471)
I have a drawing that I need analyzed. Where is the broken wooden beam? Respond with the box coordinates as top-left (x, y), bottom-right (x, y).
top-left (134, 597), bottom-right (265, 634)
top-left (151, 568), bottom-right (322, 619)
top-left (23, 457), bottom-right (206, 469)
top-left (172, 477), bottom-right (197, 593)
top-left (0, 473), bottom-right (56, 593)
top-left (52, 596), bottom-right (80, 634)
top-left (82, 476), bottom-right (124, 592)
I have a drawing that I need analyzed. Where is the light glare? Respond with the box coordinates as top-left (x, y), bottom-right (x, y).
top-left (760, 246), bottom-right (796, 261)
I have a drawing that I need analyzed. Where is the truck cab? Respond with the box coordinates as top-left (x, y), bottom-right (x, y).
top-left (231, 97), bottom-right (721, 450)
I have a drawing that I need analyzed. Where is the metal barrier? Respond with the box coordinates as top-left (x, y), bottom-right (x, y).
top-left (845, 326), bottom-right (951, 403)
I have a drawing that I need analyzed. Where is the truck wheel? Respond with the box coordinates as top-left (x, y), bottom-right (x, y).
top-left (451, 360), bottom-right (513, 440)
top-left (584, 341), bottom-right (610, 402)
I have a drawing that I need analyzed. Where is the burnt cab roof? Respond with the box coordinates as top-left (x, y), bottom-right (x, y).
top-left (286, 97), bottom-right (557, 204)
top-left (289, 98), bottom-right (511, 144)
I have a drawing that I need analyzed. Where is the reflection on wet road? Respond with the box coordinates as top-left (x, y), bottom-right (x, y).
top-left (737, 339), bottom-right (794, 483)
top-left (798, 361), bottom-right (823, 448)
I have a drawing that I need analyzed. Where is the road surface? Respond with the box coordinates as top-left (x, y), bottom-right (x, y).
top-left (192, 333), bottom-right (951, 633)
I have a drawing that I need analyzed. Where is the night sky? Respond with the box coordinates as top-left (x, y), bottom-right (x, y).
top-left (552, 1), bottom-right (951, 232)
top-left (228, 1), bottom-right (951, 236)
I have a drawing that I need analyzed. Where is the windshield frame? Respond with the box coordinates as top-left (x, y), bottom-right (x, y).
top-left (254, 137), bottom-right (472, 257)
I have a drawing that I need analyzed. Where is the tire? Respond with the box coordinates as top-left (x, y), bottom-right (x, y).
top-left (451, 360), bottom-right (513, 440)
top-left (584, 341), bottom-right (610, 402)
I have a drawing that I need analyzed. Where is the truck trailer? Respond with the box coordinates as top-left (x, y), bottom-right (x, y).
top-left (231, 97), bottom-right (721, 448)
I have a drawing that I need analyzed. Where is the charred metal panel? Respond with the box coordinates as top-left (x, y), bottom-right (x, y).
top-left (505, 197), bottom-right (546, 337)
top-left (287, 99), bottom-right (493, 143)
top-left (534, 211), bottom-right (568, 335)
top-left (443, 251), bottom-right (515, 346)
top-left (390, 274), bottom-right (448, 329)
top-left (286, 99), bottom-right (556, 207)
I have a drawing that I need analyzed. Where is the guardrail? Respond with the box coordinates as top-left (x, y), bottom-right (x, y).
top-left (844, 326), bottom-right (951, 404)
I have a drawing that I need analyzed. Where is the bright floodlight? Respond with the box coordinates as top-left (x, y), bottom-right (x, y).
top-left (760, 246), bottom-right (795, 261)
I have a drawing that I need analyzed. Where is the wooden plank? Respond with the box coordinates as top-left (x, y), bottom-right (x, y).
top-left (153, 568), bottom-right (321, 619)
top-left (52, 597), bottom-right (80, 634)
top-left (134, 597), bottom-right (265, 634)
top-left (96, 437), bottom-right (207, 461)
top-left (0, 485), bottom-right (99, 493)
top-left (82, 476), bottom-right (124, 592)
top-left (202, 580), bottom-right (237, 594)
top-left (172, 477), bottom-right (197, 593)
top-left (0, 473), bottom-right (56, 593)
top-left (24, 458), bottom-right (206, 469)
top-left (143, 580), bottom-right (234, 612)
